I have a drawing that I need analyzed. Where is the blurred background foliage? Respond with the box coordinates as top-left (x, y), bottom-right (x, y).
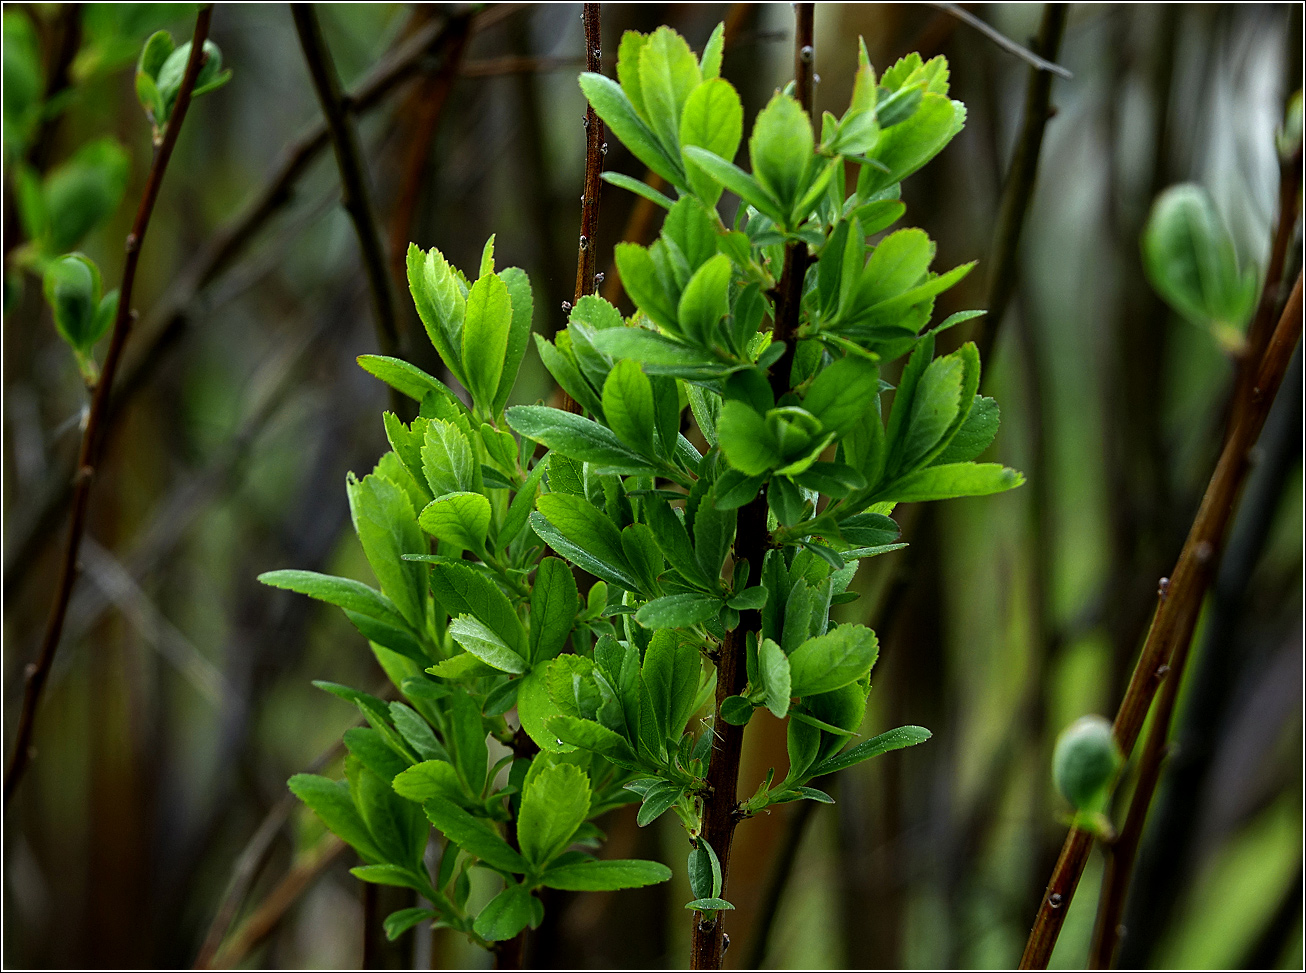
top-left (2, 3), bottom-right (1300, 969)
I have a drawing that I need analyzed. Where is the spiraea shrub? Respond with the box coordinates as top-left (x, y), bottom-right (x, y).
top-left (263, 22), bottom-right (1022, 953)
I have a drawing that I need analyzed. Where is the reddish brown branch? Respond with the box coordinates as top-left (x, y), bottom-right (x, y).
top-left (3, 5), bottom-right (216, 808)
top-left (557, 2), bottom-right (605, 417)
top-left (1019, 272), bottom-right (1304, 969)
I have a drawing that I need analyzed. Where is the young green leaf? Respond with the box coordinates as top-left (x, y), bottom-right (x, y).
top-left (506, 405), bottom-right (658, 476)
top-left (448, 616), bottom-right (527, 675)
top-left (634, 593), bottom-right (722, 629)
top-left (473, 883), bottom-right (536, 941)
top-left (808, 725), bottom-right (932, 777)
top-left (539, 858), bottom-right (673, 891)
top-left (461, 273), bottom-right (513, 411)
top-left (788, 624), bottom-right (879, 698)
top-left (423, 796), bottom-right (527, 873)
top-left (518, 763), bottom-right (592, 868)
top-left (602, 359), bottom-right (657, 456)
top-left (529, 557), bottom-right (578, 665)
top-left (419, 492), bottom-right (491, 555)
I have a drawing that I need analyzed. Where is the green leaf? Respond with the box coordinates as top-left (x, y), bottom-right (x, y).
top-left (407, 244), bottom-right (468, 388)
top-left (580, 72), bottom-right (684, 188)
top-left (641, 630), bottom-right (701, 744)
top-left (693, 485), bottom-right (735, 580)
top-left (517, 666), bottom-right (567, 752)
top-left (423, 797), bottom-right (527, 873)
top-left (681, 77), bottom-right (743, 203)
top-left (461, 272), bottom-right (513, 411)
top-left (351, 864), bottom-right (430, 893)
top-left (933, 395), bottom-right (999, 464)
top-left (634, 593), bottom-right (721, 629)
top-left (838, 511), bottom-right (900, 547)
top-left (41, 138), bottom-right (131, 253)
top-left (602, 359), bottom-right (657, 456)
top-left (43, 253), bottom-right (105, 353)
top-left (897, 353), bottom-right (963, 472)
top-left (506, 405), bottom-right (657, 476)
top-left (802, 355), bottom-right (881, 437)
top-left (540, 858), bottom-right (673, 890)
top-left (390, 702), bottom-right (447, 761)
top-left (448, 616), bottom-right (527, 674)
top-left (862, 91), bottom-right (962, 194)
top-left (257, 570), bottom-right (406, 626)
top-left (418, 492), bottom-right (491, 555)
top-left (427, 560), bottom-right (528, 656)
top-left (358, 354), bottom-right (460, 404)
top-left (1142, 183), bottom-right (1258, 335)
top-left (872, 462), bottom-right (1023, 504)
top-left (637, 25), bottom-right (701, 157)
top-left (587, 326), bottom-right (721, 372)
top-left (700, 22), bottom-right (725, 78)
top-left (716, 401), bottom-right (778, 475)
top-left (602, 170), bottom-right (675, 209)
top-left (447, 692), bottom-right (488, 796)
top-left (529, 557), bottom-right (578, 665)
top-left (720, 694), bottom-right (755, 726)
top-left (546, 716), bottom-right (640, 769)
top-left (518, 762), bottom-right (592, 867)
top-left (644, 499), bottom-right (714, 589)
top-left (749, 92), bottom-right (815, 220)
top-left (383, 907), bottom-right (437, 941)
top-left (788, 624), bottom-right (879, 698)
top-left (532, 494), bottom-right (639, 592)
top-left (809, 725), bottom-right (932, 777)
top-left (288, 774), bottom-right (383, 864)
top-left (473, 883), bottom-right (535, 942)
top-left (392, 759), bottom-right (463, 804)
top-left (494, 266), bottom-right (534, 413)
top-left (727, 586), bottom-right (768, 611)
top-left (686, 897), bottom-right (734, 911)
top-left (758, 637), bottom-right (792, 718)
top-left (422, 419), bottom-right (476, 498)
top-left (636, 780), bottom-right (684, 826)
top-left (677, 253), bottom-right (732, 347)
top-left (682, 146), bottom-right (786, 226)
top-left (346, 473), bottom-right (428, 630)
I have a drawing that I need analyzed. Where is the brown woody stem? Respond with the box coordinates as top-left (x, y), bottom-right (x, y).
top-left (689, 6), bottom-right (814, 969)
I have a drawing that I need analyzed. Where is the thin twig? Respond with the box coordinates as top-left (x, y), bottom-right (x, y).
top-left (930, 2), bottom-right (1073, 79)
top-left (1019, 272), bottom-right (1304, 969)
top-left (2, 11), bottom-right (472, 594)
top-left (2, 5), bottom-right (216, 808)
top-left (690, 9), bottom-right (813, 970)
top-left (206, 835), bottom-right (348, 968)
top-left (557, 2), bottom-right (605, 417)
top-left (292, 3), bottom-right (402, 370)
top-left (978, 3), bottom-right (1070, 365)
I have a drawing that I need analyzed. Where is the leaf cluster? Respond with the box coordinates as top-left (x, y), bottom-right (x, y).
top-left (272, 23), bottom-right (1021, 939)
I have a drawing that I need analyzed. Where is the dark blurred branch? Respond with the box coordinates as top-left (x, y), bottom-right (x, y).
top-left (205, 835), bottom-right (347, 969)
top-left (977, 3), bottom-right (1069, 366)
top-left (3, 10), bottom-right (474, 598)
top-left (930, 3), bottom-right (1072, 79)
top-left (386, 10), bottom-right (471, 354)
top-left (292, 4), bottom-right (402, 370)
top-left (2, 6), bottom-right (215, 809)
top-left (1019, 272), bottom-right (1304, 969)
